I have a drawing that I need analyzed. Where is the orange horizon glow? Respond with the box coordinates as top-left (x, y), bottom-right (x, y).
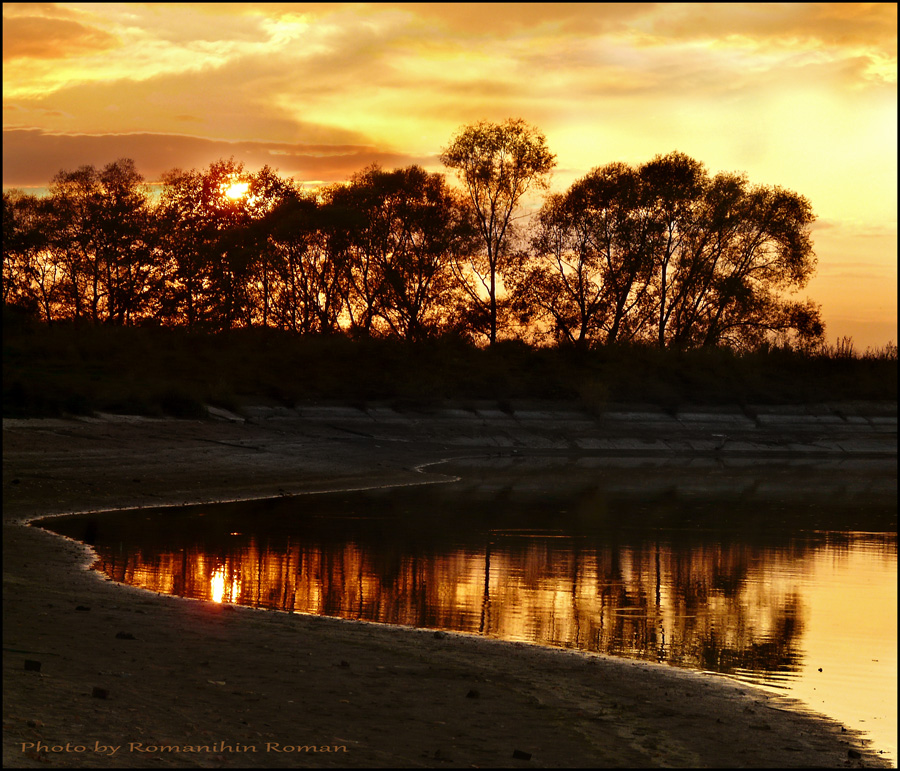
top-left (2, 3), bottom-right (896, 348)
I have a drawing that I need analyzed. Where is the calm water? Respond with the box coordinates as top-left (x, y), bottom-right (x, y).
top-left (41, 457), bottom-right (897, 763)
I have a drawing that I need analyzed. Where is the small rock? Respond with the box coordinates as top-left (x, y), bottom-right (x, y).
top-left (115, 632), bottom-right (136, 640)
top-left (91, 687), bottom-right (109, 699)
top-left (24, 660), bottom-right (41, 672)
top-left (466, 689), bottom-right (480, 699)
top-left (433, 631), bottom-right (447, 639)
top-left (339, 660), bottom-right (350, 668)
top-left (848, 749), bottom-right (862, 759)
top-left (75, 605), bottom-right (91, 611)
top-left (512, 749), bottom-right (532, 760)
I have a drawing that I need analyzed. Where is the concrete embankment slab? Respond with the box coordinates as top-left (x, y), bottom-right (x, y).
top-left (237, 400), bottom-right (895, 456)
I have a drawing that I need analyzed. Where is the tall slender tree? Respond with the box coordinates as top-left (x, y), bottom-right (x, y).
top-left (440, 118), bottom-right (555, 344)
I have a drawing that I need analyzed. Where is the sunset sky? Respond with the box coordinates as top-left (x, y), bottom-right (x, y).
top-left (3, 2), bottom-right (896, 348)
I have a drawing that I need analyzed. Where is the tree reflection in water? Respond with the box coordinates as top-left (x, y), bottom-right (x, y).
top-left (43, 457), bottom-right (896, 690)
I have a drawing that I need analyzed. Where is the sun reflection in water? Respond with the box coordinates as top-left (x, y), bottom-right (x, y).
top-left (209, 566), bottom-right (240, 604)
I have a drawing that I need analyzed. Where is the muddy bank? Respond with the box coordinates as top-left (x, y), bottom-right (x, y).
top-left (3, 410), bottom-right (894, 768)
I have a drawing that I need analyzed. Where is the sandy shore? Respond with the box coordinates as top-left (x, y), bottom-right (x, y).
top-left (3, 406), bottom-right (895, 768)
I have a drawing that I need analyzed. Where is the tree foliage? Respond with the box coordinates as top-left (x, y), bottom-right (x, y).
top-left (3, 190), bottom-right (54, 319)
top-left (2, 122), bottom-right (825, 353)
top-left (3, 159), bottom-right (155, 325)
top-left (323, 165), bottom-right (476, 341)
top-left (514, 152), bottom-right (822, 350)
top-left (440, 118), bottom-right (556, 344)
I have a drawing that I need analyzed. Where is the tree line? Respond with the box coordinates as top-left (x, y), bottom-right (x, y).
top-left (2, 118), bottom-right (824, 350)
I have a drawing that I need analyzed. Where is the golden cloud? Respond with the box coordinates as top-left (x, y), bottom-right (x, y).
top-left (637, 3), bottom-right (896, 84)
top-left (2, 15), bottom-right (119, 61)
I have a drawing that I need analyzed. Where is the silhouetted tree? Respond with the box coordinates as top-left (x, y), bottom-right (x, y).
top-left (440, 118), bottom-right (556, 344)
top-left (326, 165), bottom-right (474, 341)
top-left (510, 191), bottom-right (604, 346)
top-left (47, 165), bottom-right (102, 321)
top-left (2, 190), bottom-right (54, 320)
top-left (322, 177), bottom-right (385, 336)
top-left (240, 165), bottom-right (298, 328)
top-left (374, 167), bottom-right (475, 341)
top-left (8, 137), bottom-right (824, 352)
top-left (513, 163), bottom-right (658, 347)
top-left (156, 166), bottom-right (215, 328)
top-left (638, 152), bottom-right (707, 349)
top-left (200, 158), bottom-right (255, 330)
top-left (640, 157), bottom-right (821, 350)
top-left (694, 182), bottom-right (820, 349)
top-left (92, 159), bottom-right (156, 324)
top-left (519, 152), bottom-right (823, 350)
top-left (157, 158), bottom-right (293, 330)
top-left (43, 159), bottom-right (154, 324)
top-left (265, 191), bottom-right (347, 334)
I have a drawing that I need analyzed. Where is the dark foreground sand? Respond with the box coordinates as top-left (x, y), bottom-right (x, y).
top-left (3, 407), bottom-right (895, 768)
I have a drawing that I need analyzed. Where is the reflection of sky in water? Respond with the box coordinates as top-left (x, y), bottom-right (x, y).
top-left (750, 540), bottom-right (897, 763)
top-left (41, 458), bottom-right (897, 764)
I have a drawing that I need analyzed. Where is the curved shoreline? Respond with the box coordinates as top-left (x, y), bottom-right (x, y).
top-left (3, 412), bottom-right (895, 768)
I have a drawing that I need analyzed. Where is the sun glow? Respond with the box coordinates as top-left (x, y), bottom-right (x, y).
top-left (224, 181), bottom-right (250, 200)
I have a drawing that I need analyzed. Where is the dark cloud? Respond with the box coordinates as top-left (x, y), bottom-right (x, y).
top-left (2, 15), bottom-right (119, 61)
top-left (2, 128), bottom-right (437, 187)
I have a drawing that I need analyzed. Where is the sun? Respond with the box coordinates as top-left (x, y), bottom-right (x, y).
top-left (224, 181), bottom-right (250, 200)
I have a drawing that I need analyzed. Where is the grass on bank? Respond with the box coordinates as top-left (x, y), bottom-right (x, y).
top-left (3, 308), bottom-right (897, 418)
